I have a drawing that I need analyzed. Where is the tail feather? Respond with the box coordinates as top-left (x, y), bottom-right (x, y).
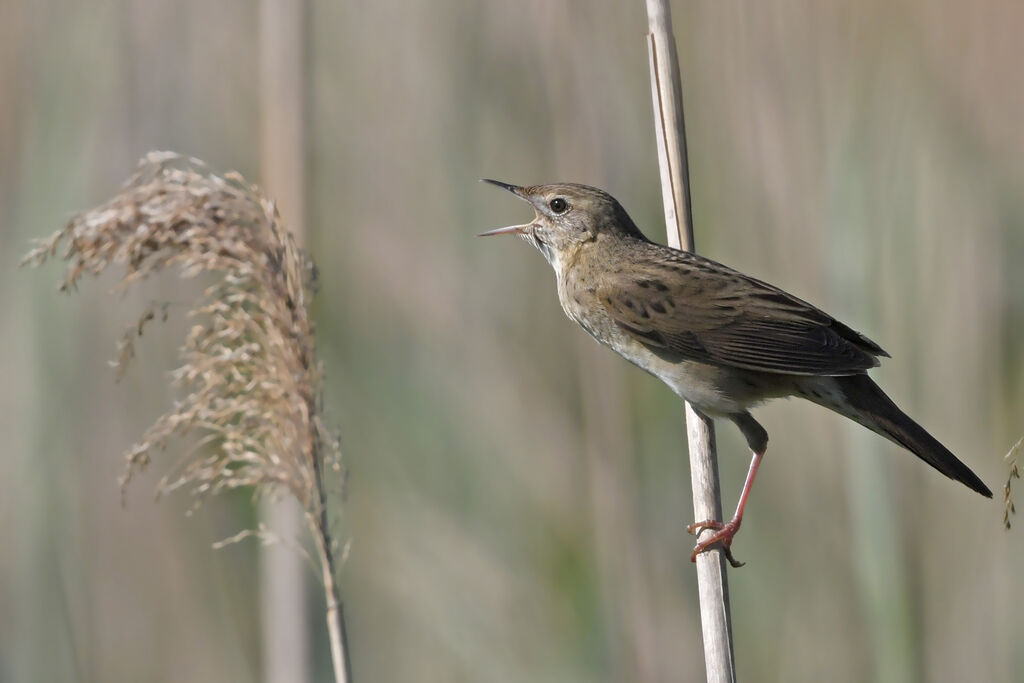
top-left (802, 375), bottom-right (992, 498)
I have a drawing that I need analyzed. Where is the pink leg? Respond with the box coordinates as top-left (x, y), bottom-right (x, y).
top-left (687, 449), bottom-right (764, 568)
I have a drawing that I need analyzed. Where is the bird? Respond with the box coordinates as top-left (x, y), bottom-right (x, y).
top-left (479, 179), bottom-right (992, 567)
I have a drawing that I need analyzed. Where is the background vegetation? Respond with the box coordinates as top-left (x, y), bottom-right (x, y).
top-left (2, 1), bottom-right (1021, 681)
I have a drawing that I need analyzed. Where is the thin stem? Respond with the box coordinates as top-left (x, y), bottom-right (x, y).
top-left (308, 439), bottom-right (352, 683)
top-left (644, 1), bottom-right (737, 681)
top-left (296, 285), bottom-right (351, 683)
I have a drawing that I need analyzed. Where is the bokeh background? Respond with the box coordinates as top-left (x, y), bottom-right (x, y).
top-left (2, 1), bottom-right (1023, 681)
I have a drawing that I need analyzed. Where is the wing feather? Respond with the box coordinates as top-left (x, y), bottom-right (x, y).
top-left (596, 245), bottom-right (886, 376)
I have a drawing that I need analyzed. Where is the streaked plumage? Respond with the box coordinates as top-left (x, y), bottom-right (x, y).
top-left (481, 180), bottom-right (991, 565)
top-left (592, 242), bottom-right (886, 375)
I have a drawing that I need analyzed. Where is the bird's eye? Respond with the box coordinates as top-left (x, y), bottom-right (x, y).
top-left (549, 197), bottom-right (569, 214)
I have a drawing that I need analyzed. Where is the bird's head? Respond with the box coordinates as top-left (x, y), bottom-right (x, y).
top-left (479, 180), bottom-right (644, 269)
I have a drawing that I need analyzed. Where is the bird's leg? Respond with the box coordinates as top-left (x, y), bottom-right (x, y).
top-left (688, 448), bottom-right (764, 568)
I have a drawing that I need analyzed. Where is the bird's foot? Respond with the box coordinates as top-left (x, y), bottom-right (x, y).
top-left (687, 517), bottom-right (745, 568)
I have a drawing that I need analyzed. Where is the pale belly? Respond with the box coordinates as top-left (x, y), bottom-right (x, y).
top-left (606, 334), bottom-right (795, 415)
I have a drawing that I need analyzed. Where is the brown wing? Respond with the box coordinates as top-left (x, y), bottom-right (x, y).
top-left (597, 245), bottom-right (887, 376)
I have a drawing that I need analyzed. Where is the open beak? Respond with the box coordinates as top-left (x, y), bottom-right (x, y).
top-left (479, 179), bottom-right (532, 237)
top-left (480, 178), bottom-right (524, 196)
top-left (478, 223), bottom-right (530, 237)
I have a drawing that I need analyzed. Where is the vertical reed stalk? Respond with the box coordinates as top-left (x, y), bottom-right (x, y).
top-left (644, 2), bottom-right (737, 681)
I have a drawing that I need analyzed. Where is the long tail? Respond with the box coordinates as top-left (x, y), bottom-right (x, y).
top-left (799, 374), bottom-right (992, 497)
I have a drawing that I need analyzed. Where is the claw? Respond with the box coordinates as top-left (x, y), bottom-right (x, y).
top-left (687, 519), bottom-right (724, 535)
top-left (721, 547), bottom-right (745, 569)
top-left (688, 518), bottom-right (745, 568)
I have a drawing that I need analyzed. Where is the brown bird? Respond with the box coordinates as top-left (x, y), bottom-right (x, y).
top-left (480, 179), bottom-right (991, 567)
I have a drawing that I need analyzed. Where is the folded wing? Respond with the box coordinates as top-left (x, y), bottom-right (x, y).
top-left (597, 245), bottom-right (887, 376)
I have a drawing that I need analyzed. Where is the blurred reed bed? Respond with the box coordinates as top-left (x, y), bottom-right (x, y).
top-left (5, 1), bottom-right (1024, 682)
top-left (22, 151), bottom-right (351, 682)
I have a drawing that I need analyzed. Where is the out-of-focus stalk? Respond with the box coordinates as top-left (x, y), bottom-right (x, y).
top-left (259, 1), bottom-right (314, 681)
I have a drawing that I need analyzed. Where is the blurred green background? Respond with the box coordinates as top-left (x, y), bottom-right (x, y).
top-left (2, 1), bottom-right (1023, 681)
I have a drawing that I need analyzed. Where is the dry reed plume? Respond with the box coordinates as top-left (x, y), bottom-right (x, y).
top-left (22, 151), bottom-right (351, 682)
